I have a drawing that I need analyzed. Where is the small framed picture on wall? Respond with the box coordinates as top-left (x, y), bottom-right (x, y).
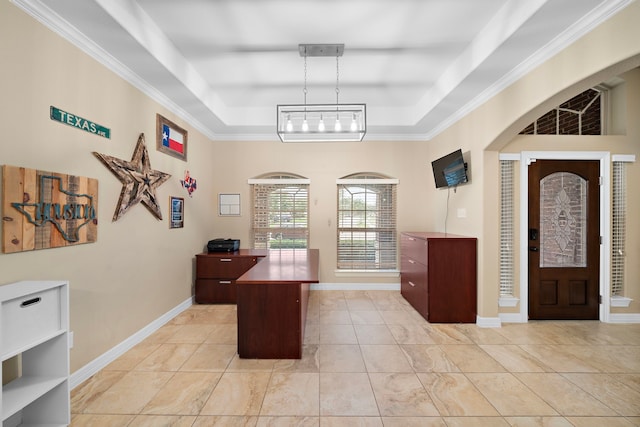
top-left (169, 196), bottom-right (184, 228)
top-left (219, 193), bottom-right (241, 216)
top-left (156, 114), bottom-right (188, 161)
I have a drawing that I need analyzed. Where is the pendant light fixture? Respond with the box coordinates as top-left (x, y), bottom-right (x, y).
top-left (277, 44), bottom-right (366, 142)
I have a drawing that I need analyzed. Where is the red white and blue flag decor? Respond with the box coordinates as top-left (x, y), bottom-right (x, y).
top-left (162, 124), bottom-right (184, 154)
top-left (181, 170), bottom-right (197, 197)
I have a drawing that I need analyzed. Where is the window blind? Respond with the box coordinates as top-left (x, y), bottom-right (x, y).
top-left (500, 160), bottom-right (515, 297)
top-left (249, 174), bottom-right (309, 249)
top-left (611, 161), bottom-right (626, 297)
top-left (336, 174), bottom-right (398, 270)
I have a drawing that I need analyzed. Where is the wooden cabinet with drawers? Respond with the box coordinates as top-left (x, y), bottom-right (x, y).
top-left (400, 232), bottom-right (477, 323)
top-left (195, 250), bottom-right (267, 303)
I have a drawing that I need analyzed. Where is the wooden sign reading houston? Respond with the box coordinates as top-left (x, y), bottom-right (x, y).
top-left (2, 165), bottom-right (98, 253)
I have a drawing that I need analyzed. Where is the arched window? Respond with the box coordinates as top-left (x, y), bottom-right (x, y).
top-left (519, 87), bottom-right (604, 135)
top-left (336, 173), bottom-right (398, 270)
top-left (248, 173), bottom-right (309, 249)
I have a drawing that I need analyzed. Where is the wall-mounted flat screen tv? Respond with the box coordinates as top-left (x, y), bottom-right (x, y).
top-left (431, 149), bottom-right (468, 188)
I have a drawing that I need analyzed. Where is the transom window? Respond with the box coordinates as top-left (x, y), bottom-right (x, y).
top-left (249, 173), bottom-right (309, 249)
top-left (337, 173), bottom-right (398, 270)
top-left (519, 87), bottom-right (604, 135)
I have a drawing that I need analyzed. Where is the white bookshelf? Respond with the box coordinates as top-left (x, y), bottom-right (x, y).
top-left (1, 281), bottom-right (70, 426)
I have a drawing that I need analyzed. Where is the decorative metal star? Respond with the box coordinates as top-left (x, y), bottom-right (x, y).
top-left (94, 133), bottom-right (171, 221)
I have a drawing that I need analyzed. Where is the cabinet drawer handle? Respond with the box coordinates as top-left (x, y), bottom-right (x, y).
top-left (408, 237), bottom-right (415, 241)
top-left (20, 297), bottom-right (41, 308)
top-left (408, 281), bottom-right (416, 287)
top-left (408, 259), bottom-right (415, 264)
top-left (219, 281), bottom-right (232, 284)
top-left (219, 259), bottom-right (232, 262)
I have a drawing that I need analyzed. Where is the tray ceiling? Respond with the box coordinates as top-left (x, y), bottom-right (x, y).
top-left (15, 0), bottom-right (631, 141)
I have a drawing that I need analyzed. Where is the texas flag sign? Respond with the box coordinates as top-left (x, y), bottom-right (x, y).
top-left (162, 124), bottom-right (184, 154)
top-left (156, 114), bottom-right (188, 161)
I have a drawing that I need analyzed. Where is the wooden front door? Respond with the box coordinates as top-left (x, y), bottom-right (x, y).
top-left (528, 160), bottom-right (600, 320)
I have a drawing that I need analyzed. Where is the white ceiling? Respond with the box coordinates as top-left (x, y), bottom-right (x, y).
top-left (15, 0), bottom-right (631, 141)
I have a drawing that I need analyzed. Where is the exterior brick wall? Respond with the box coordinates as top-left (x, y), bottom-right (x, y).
top-left (536, 110), bottom-right (558, 134)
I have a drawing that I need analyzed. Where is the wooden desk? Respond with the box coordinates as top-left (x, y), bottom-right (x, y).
top-left (236, 249), bottom-right (319, 359)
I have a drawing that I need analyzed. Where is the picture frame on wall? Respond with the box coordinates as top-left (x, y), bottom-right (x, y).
top-left (219, 193), bottom-right (241, 216)
top-left (156, 114), bottom-right (188, 161)
top-left (169, 196), bottom-right (184, 229)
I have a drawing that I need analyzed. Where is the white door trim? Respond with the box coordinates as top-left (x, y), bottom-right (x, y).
top-left (519, 151), bottom-right (611, 322)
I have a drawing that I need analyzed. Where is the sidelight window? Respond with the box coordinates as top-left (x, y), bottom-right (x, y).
top-left (500, 159), bottom-right (516, 297)
top-left (612, 161), bottom-right (627, 297)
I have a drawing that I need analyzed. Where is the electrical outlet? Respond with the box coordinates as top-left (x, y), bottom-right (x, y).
top-left (457, 208), bottom-right (467, 218)
top-left (69, 331), bottom-right (74, 349)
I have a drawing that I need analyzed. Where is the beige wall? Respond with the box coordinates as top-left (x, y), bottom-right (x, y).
top-left (2, 0), bottom-right (640, 377)
top-left (207, 139), bottom-right (434, 283)
top-left (0, 2), bottom-right (218, 372)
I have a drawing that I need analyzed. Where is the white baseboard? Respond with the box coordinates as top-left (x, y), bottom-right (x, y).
top-left (476, 316), bottom-right (502, 328)
top-left (608, 313), bottom-right (640, 323)
top-left (311, 282), bottom-right (400, 291)
top-left (70, 297), bottom-right (193, 390)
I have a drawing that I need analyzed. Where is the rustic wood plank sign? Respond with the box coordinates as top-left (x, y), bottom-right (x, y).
top-left (2, 165), bottom-right (98, 253)
top-left (94, 133), bottom-right (171, 221)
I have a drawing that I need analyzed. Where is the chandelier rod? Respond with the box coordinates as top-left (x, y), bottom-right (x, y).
top-left (303, 46), bottom-right (307, 106)
top-left (335, 48), bottom-right (340, 105)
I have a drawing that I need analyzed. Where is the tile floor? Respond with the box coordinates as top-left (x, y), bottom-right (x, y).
top-left (71, 290), bottom-right (640, 426)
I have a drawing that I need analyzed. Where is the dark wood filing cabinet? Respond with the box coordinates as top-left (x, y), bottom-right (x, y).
top-left (400, 232), bottom-right (477, 323)
top-left (195, 250), bottom-right (266, 304)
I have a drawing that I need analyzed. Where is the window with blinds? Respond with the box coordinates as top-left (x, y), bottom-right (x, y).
top-left (248, 173), bottom-right (310, 249)
top-left (500, 160), bottom-right (515, 297)
top-left (612, 161), bottom-right (626, 297)
top-left (337, 173), bottom-right (398, 270)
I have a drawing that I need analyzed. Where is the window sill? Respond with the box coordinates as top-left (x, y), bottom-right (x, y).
top-left (334, 269), bottom-right (399, 278)
top-left (611, 296), bottom-right (633, 308)
top-left (499, 296), bottom-right (520, 307)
